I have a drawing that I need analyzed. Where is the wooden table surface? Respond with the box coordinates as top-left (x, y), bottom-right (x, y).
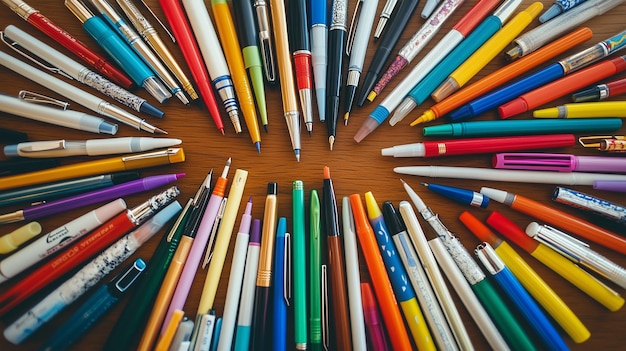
top-left (1, 0), bottom-right (625, 350)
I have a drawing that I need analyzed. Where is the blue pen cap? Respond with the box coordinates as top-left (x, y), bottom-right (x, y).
top-left (3, 145), bottom-right (18, 158)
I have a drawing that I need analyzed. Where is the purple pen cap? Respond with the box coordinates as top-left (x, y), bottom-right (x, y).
top-left (493, 153), bottom-right (626, 173)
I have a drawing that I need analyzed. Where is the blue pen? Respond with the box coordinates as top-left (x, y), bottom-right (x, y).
top-left (422, 118), bottom-right (623, 138)
top-left (211, 317), bottom-right (223, 351)
top-left (540, 0), bottom-right (588, 23)
top-left (40, 258), bottom-right (147, 351)
top-left (475, 243), bottom-right (569, 351)
top-left (449, 29), bottom-right (626, 122)
top-left (272, 217), bottom-right (289, 351)
top-left (392, 0), bottom-right (522, 123)
top-left (310, 0), bottom-right (327, 121)
top-left (421, 182), bottom-right (489, 208)
top-left (65, 0), bottom-right (171, 103)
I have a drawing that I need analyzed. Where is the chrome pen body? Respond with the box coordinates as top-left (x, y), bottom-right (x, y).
top-left (254, 0), bottom-right (276, 82)
top-left (374, 0), bottom-right (398, 39)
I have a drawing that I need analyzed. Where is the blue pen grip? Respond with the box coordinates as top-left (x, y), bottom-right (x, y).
top-left (493, 268), bottom-right (568, 351)
top-left (370, 217), bottom-right (415, 302)
top-left (309, 0), bottom-right (327, 26)
top-left (408, 16), bottom-right (502, 105)
top-left (83, 17), bottom-right (153, 86)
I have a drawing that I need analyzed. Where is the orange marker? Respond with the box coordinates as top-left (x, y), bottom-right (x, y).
top-left (349, 194), bottom-right (412, 351)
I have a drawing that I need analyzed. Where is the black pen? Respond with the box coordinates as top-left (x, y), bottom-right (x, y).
top-left (326, 0), bottom-right (347, 150)
top-left (356, 0), bottom-right (420, 107)
top-left (289, 0), bottom-right (313, 135)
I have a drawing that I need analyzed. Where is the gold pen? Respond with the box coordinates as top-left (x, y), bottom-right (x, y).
top-left (116, 0), bottom-right (198, 101)
top-left (269, 0), bottom-right (301, 161)
top-left (0, 148), bottom-right (185, 191)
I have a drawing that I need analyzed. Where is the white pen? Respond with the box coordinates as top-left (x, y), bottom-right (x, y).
top-left (4, 137), bottom-right (182, 158)
top-left (1, 25), bottom-right (164, 118)
top-left (0, 93), bottom-right (117, 135)
top-left (87, 0), bottom-right (188, 104)
top-left (3, 201), bottom-right (182, 345)
top-left (180, 0), bottom-right (242, 132)
top-left (341, 197), bottom-right (367, 350)
top-left (0, 50), bottom-right (166, 134)
top-left (394, 165), bottom-right (626, 185)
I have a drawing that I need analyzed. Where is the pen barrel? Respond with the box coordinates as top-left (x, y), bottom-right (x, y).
top-left (327, 236), bottom-right (352, 351)
top-left (553, 187), bottom-right (626, 224)
top-left (422, 134), bottom-right (575, 157)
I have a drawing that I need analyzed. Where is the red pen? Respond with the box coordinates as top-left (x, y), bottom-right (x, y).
top-left (360, 282), bottom-right (389, 351)
top-left (381, 134), bottom-right (575, 158)
top-left (3, 0), bottom-right (133, 89)
top-left (0, 187), bottom-right (180, 315)
top-left (158, 0), bottom-right (225, 134)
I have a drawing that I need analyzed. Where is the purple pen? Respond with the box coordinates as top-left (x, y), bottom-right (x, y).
top-left (594, 180), bottom-right (626, 193)
top-left (493, 153), bottom-right (626, 173)
top-left (0, 173), bottom-right (185, 224)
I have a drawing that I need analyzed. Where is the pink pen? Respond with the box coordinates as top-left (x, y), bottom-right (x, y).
top-left (493, 153), bottom-right (626, 173)
top-left (361, 282), bottom-right (389, 351)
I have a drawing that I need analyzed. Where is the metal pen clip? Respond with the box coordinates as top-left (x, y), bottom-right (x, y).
top-left (346, 0), bottom-right (363, 56)
top-left (202, 197), bottom-right (228, 268)
top-left (526, 222), bottom-right (588, 261)
top-left (18, 140), bottom-right (66, 153)
top-left (18, 90), bottom-right (69, 110)
top-left (121, 148), bottom-right (180, 161)
top-left (112, 258), bottom-right (146, 295)
top-left (1, 31), bottom-right (73, 80)
top-left (254, 0), bottom-right (276, 82)
top-left (579, 135), bottom-right (625, 148)
top-left (321, 264), bottom-right (330, 351)
top-left (138, 0), bottom-right (176, 42)
top-left (284, 232), bottom-right (292, 306)
top-left (167, 198), bottom-right (194, 242)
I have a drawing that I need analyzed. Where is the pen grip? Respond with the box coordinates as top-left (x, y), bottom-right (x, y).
top-left (293, 52), bottom-right (312, 90)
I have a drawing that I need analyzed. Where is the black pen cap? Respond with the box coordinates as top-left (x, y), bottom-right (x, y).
top-left (382, 201), bottom-right (406, 235)
top-left (267, 182), bottom-right (278, 195)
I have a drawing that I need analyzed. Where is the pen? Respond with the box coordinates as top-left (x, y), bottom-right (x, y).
top-left (536, 101), bottom-right (626, 118)
top-left (349, 194), bottom-right (413, 350)
top-left (253, 0), bottom-right (276, 82)
top-left (320, 264), bottom-right (330, 351)
top-left (493, 152), bottom-right (626, 173)
top-left (486, 211), bottom-right (624, 311)
top-left (65, 0), bottom-right (171, 103)
top-left (448, 29), bottom-right (626, 122)
top-left (191, 310), bottom-right (217, 351)
top-left (459, 211), bottom-right (590, 343)
top-left (4, 137), bottom-right (181, 158)
top-left (594, 180), bottom-right (626, 192)
top-left (232, 0), bottom-right (268, 131)
top-left (156, 309), bottom-right (185, 351)
top-left (137, 173), bottom-right (213, 351)
top-left (2, 0), bottom-right (133, 88)
top-left (366, 0), bottom-right (501, 130)
top-left (116, 0), bottom-right (198, 102)
top-left (251, 182), bottom-right (278, 350)
top-left (422, 0), bottom-right (441, 18)
top-left (475, 243), bottom-right (568, 351)
top-left (0, 173), bottom-right (183, 224)
top-left (310, 0), bottom-right (327, 122)
top-left (412, 27), bottom-right (592, 125)
top-left (210, 0), bottom-right (262, 151)
top-left (540, 0), bottom-right (588, 22)
top-left (0, 187), bottom-right (180, 316)
top-left (102, 195), bottom-right (197, 351)
top-left (309, 190), bottom-right (322, 351)
top-left (579, 135), bottom-right (626, 152)
top-left (0, 199), bottom-right (126, 283)
top-left (324, 167), bottom-right (352, 350)
top-left (552, 186), bottom-right (626, 224)
top-left (0, 51), bottom-right (164, 134)
top-left (343, 0), bottom-right (378, 125)
top-left (421, 182), bottom-right (489, 208)
top-left (431, 2), bottom-right (543, 102)
top-left (0, 222), bottom-right (41, 255)
top-left (355, 0), bottom-right (420, 107)
top-left (0, 148), bottom-right (185, 191)
top-left (365, 192), bottom-right (435, 350)
top-left (40, 259), bottom-right (147, 351)
top-left (157, 0), bottom-right (224, 134)
top-left (526, 222), bottom-right (626, 289)
top-left (573, 76), bottom-right (626, 102)
top-left (382, 201), bottom-right (460, 351)
top-left (505, 0), bottom-right (625, 60)
top-left (381, 134), bottom-right (576, 158)
top-left (2, 24), bottom-right (163, 118)
top-left (373, 0), bottom-right (398, 39)
top-left (342, 197), bottom-right (368, 351)
top-left (0, 93), bottom-right (117, 135)
top-left (270, 0), bottom-right (301, 161)
top-left (360, 282), bottom-right (389, 351)
top-left (290, 0), bottom-right (313, 135)
top-left (326, 0), bottom-right (347, 148)
top-left (369, 0), bottom-right (465, 99)
top-left (421, 118), bottom-right (622, 138)
top-left (233, 219), bottom-right (262, 351)
top-left (292, 181), bottom-right (307, 350)
top-left (169, 318), bottom-right (194, 351)
top-left (86, 0), bottom-right (188, 104)
top-left (215, 197), bottom-right (252, 351)
top-left (272, 218), bottom-right (290, 351)
top-left (391, 0), bottom-right (522, 124)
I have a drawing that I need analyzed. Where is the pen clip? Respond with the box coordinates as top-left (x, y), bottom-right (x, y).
top-left (0, 31), bottom-right (73, 80)
top-left (121, 148), bottom-right (180, 161)
top-left (321, 264), bottom-right (330, 351)
top-left (167, 198), bottom-right (194, 242)
top-left (284, 232), bottom-right (291, 306)
top-left (578, 135), bottom-right (626, 148)
top-left (346, 0), bottom-right (363, 56)
top-left (18, 140), bottom-right (67, 153)
top-left (137, 0), bottom-right (176, 43)
top-left (18, 90), bottom-right (70, 110)
top-left (202, 197), bottom-right (227, 268)
top-left (112, 258), bottom-right (146, 295)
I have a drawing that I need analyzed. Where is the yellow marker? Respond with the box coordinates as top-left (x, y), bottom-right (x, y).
top-left (197, 169), bottom-right (248, 313)
top-left (211, 0), bottom-right (262, 152)
top-left (154, 309), bottom-right (184, 351)
top-left (431, 2), bottom-right (543, 102)
top-left (534, 101), bottom-right (626, 118)
top-left (0, 222), bottom-right (42, 254)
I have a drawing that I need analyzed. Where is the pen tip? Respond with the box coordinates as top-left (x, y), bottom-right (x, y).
top-left (248, 196), bottom-right (252, 202)
top-left (324, 166), bottom-right (330, 179)
top-left (176, 173), bottom-right (186, 179)
top-left (264, 124), bottom-right (268, 133)
top-left (155, 127), bottom-right (168, 134)
top-left (255, 142), bottom-right (261, 153)
top-left (220, 128), bottom-right (225, 136)
top-left (295, 150), bottom-right (300, 162)
top-left (420, 182), bottom-right (429, 187)
top-left (344, 118), bottom-right (349, 126)
top-left (328, 136), bottom-right (335, 151)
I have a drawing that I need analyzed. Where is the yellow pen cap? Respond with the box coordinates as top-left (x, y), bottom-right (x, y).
top-left (0, 222), bottom-right (42, 254)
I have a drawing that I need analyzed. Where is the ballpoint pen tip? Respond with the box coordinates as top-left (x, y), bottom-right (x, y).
top-left (420, 182), bottom-right (429, 187)
top-left (344, 118), bottom-right (349, 126)
top-left (155, 127), bottom-right (168, 134)
top-left (308, 130), bottom-right (312, 137)
top-left (295, 150), bottom-right (300, 162)
top-left (220, 128), bottom-right (225, 136)
top-left (255, 142), bottom-right (261, 153)
top-left (264, 124), bottom-right (269, 133)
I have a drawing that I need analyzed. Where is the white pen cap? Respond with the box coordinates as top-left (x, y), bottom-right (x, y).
top-left (479, 187), bottom-right (511, 204)
top-left (381, 143), bottom-right (425, 157)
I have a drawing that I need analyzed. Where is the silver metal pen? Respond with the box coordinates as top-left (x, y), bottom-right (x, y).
top-left (254, 0), bottom-right (276, 82)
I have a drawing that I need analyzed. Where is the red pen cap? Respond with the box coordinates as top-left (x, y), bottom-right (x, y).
top-left (486, 211), bottom-right (538, 253)
top-left (458, 211), bottom-right (502, 247)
